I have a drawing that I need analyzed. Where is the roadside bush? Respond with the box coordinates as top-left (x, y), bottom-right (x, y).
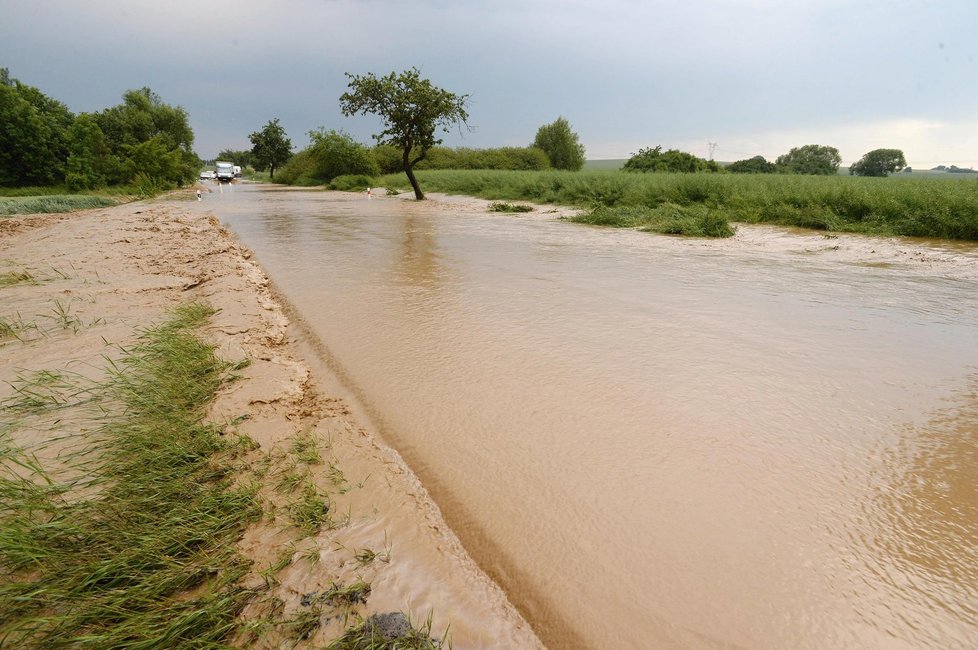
top-left (307, 129), bottom-right (378, 182)
top-left (278, 131), bottom-right (378, 186)
top-left (275, 149), bottom-right (319, 186)
top-left (329, 174), bottom-right (374, 191)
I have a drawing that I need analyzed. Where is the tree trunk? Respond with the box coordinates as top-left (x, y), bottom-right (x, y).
top-left (270, 164), bottom-right (275, 181)
top-left (402, 147), bottom-right (424, 200)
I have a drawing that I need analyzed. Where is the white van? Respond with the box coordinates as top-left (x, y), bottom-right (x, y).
top-left (215, 161), bottom-right (235, 183)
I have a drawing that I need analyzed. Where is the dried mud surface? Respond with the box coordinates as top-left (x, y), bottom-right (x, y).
top-left (0, 191), bottom-right (542, 649)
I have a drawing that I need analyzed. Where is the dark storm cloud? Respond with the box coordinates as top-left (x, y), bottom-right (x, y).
top-left (2, 0), bottom-right (975, 165)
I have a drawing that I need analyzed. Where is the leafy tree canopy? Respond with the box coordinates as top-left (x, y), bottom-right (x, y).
top-left (775, 144), bottom-right (841, 175)
top-left (216, 149), bottom-right (254, 169)
top-left (307, 128), bottom-right (378, 182)
top-left (0, 68), bottom-right (74, 186)
top-left (65, 114), bottom-right (115, 190)
top-left (532, 117), bottom-right (585, 171)
top-left (622, 146), bottom-right (720, 173)
top-left (95, 88), bottom-right (199, 187)
top-left (340, 67), bottom-right (469, 199)
top-left (849, 148), bottom-right (907, 177)
top-left (249, 118), bottom-right (293, 180)
top-left (726, 155), bottom-right (776, 174)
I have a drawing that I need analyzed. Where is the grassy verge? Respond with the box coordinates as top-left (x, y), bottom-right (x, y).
top-left (1, 301), bottom-right (445, 648)
top-left (0, 195), bottom-right (120, 216)
top-left (373, 169), bottom-right (978, 240)
top-left (0, 303), bottom-right (259, 647)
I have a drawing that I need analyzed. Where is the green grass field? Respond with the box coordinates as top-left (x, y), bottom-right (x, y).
top-left (374, 169), bottom-right (978, 240)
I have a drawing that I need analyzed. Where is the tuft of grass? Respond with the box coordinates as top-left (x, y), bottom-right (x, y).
top-left (4, 369), bottom-right (99, 415)
top-left (0, 301), bottom-right (261, 648)
top-left (0, 270), bottom-right (37, 287)
top-left (287, 607), bottom-right (324, 641)
top-left (573, 204), bottom-right (735, 238)
top-left (290, 430), bottom-right (323, 465)
top-left (46, 299), bottom-right (82, 332)
top-left (0, 313), bottom-right (41, 343)
top-left (288, 483), bottom-right (333, 534)
top-left (314, 580), bottom-right (372, 608)
top-left (488, 202), bottom-right (533, 213)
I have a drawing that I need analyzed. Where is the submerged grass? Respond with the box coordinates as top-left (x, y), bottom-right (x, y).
top-left (487, 202), bottom-right (533, 213)
top-left (375, 169), bottom-right (978, 241)
top-left (0, 271), bottom-right (37, 288)
top-left (572, 203), bottom-right (734, 238)
top-left (0, 302), bottom-right (261, 648)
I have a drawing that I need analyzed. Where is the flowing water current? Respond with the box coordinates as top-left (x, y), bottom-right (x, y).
top-left (201, 184), bottom-right (978, 648)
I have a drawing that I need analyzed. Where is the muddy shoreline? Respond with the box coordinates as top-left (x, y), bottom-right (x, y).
top-left (0, 190), bottom-right (543, 648)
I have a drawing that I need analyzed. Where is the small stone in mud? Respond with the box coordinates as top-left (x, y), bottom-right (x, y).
top-left (364, 612), bottom-right (412, 640)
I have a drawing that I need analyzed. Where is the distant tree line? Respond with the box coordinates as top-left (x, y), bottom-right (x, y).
top-left (0, 69), bottom-right (199, 191)
top-left (626, 144), bottom-right (911, 178)
top-left (223, 71), bottom-right (589, 196)
top-left (253, 114), bottom-right (587, 189)
top-left (930, 164), bottom-right (976, 173)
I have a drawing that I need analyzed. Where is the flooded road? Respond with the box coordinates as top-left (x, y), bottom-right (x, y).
top-left (200, 184), bottom-right (978, 648)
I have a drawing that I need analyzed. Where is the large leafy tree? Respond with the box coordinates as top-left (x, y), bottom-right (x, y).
top-left (65, 114), bottom-right (116, 190)
top-left (0, 68), bottom-right (74, 186)
top-left (849, 148), bottom-right (906, 177)
top-left (340, 67), bottom-right (470, 200)
top-left (775, 144), bottom-right (841, 175)
top-left (249, 118), bottom-right (292, 180)
top-left (532, 117), bottom-right (585, 171)
top-left (96, 88), bottom-right (199, 186)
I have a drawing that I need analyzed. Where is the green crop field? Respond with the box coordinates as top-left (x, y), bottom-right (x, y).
top-left (374, 169), bottom-right (978, 240)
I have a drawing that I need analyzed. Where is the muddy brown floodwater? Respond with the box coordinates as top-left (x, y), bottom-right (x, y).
top-left (197, 184), bottom-right (978, 649)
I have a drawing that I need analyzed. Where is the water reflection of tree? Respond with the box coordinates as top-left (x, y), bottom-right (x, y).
top-left (396, 215), bottom-right (443, 287)
top-left (869, 375), bottom-right (978, 644)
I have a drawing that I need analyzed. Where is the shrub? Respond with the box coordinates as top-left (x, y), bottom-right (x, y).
top-left (307, 129), bottom-right (378, 182)
top-left (623, 146), bottom-right (720, 173)
top-left (276, 149), bottom-right (316, 185)
top-left (329, 174), bottom-right (374, 191)
top-left (726, 156), bottom-right (776, 174)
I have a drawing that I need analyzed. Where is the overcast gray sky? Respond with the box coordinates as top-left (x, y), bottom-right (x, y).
top-left (3, 0), bottom-right (976, 167)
